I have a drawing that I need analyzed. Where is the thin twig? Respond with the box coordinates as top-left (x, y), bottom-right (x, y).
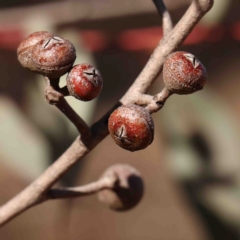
top-left (134, 93), bottom-right (153, 106)
top-left (44, 77), bottom-right (92, 142)
top-left (145, 87), bottom-right (172, 113)
top-left (121, 0), bottom-right (214, 102)
top-left (0, 0), bottom-right (214, 227)
top-left (58, 86), bottom-right (69, 97)
top-left (47, 173), bottom-right (117, 199)
top-left (0, 137), bottom-right (88, 226)
top-left (55, 100), bottom-right (92, 142)
top-left (152, 0), bottom-right (173, 35)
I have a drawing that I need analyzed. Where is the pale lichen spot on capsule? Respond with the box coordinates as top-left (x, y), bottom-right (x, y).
top-left (183, 53), bottom-right (200, 68)
top-left (82, 68), bottom-right (100, 86)
top-left (43, 37), bottom-right (64, 49)
top-left (115, 125), bottom-right (132, 145)
top-left (52, 36), bottom-right (63, 42)
top-left (116, 125), bottom-right (125, 140)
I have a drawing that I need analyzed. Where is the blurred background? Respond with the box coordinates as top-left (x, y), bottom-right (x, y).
top-left (0, 0), bottom-right (240, 239)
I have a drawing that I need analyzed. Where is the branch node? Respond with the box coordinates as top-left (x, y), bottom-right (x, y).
top-left (145, 87), bottom-right (172, 113)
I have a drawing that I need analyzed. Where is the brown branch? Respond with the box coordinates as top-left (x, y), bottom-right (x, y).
top-left (0, 137), bottom-right (89, 226)
top-left (135, 94), bottom-right (153, 106)
top-left (44, 77), bottom-right (92, 142)
top-left (47, 173), bottom-right (117, 199)
top-left (56, 99), bottom-right (92, 142)
top-left (145, 87), bottom-right (172, 113)
top-left (0, 0), bottom-right (214, 227)
top-left (152, 0), bottom-right (173, 35)
top-left (121, 0), bottom-right (213, 102)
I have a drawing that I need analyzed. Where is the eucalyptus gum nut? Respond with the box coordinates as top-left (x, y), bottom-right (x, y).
top-left (97, 164), bottom-right (144, 211)
top-left (32, 36), bottom-right (76, 78)
top-left (17, 31), bottom-right (54, 71)
top-left (108, 104), bottom-right (154, 152)
top-left (67, 64), bottom-right (103, 101)
top-left (163, 51), bottom-right (207, 94)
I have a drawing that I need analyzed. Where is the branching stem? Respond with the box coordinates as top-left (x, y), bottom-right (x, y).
top-left (0, 0), bottom-right (214, 227)
top-left (145, 87), bottom-right (172, 114)
top-left (44, 77), bottom-right (92, 142)
top-left (47, 173), bottom-right (117, 199)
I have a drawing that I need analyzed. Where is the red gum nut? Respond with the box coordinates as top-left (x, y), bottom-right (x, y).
top-left (17, 31), bottom-right (54, 71)
top-left (108, 104), bottom-right (154, 152)
top-left (67, 64), bottom-right (103, 101)
top-left (32, 36), bottom-right (76, 78)
top-left (163, 51), bottom-right (207, 94)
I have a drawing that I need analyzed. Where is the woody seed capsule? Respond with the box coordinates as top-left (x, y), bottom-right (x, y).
top-left (98, 164), bottom-right (144, 211)
top-left (67, 64), bottom-right (103, 101)
top-left (17, 31), bottom-right (54, 72)
top-left (108, 104), bottom-right (154, 152)
top-left (163, 51), bottom-right (207, 94)
top-left (32, 36), bottom-right (76, 78)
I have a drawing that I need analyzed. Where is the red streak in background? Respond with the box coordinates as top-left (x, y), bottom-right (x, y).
top-left (0, 22), bottom-right (240, 51)
top-left (0, 25), bottom-right (23, 50)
